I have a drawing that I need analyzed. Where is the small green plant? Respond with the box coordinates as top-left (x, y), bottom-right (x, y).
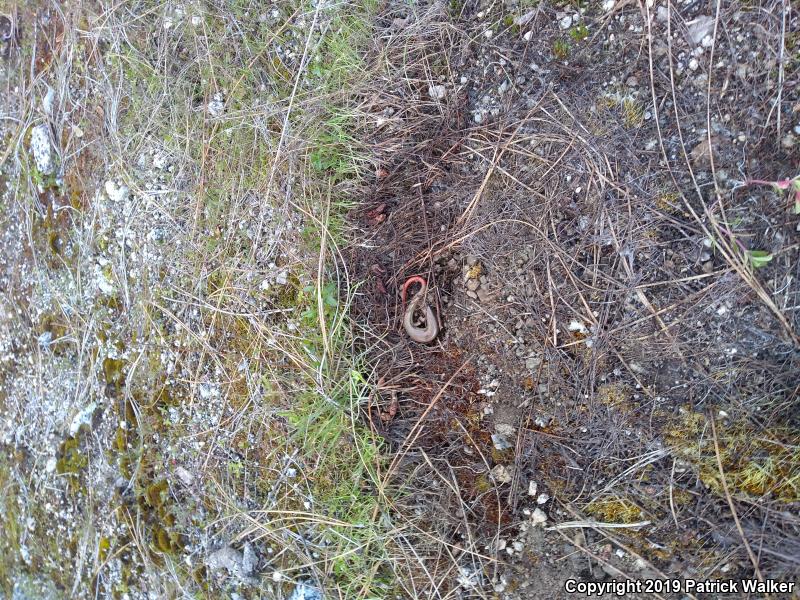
top-left (568, 23), bottom-right (589, 42)
top-left (747, 250), bottom-right (773, 269)
top-left (553, 38), bottom-right (570, 59)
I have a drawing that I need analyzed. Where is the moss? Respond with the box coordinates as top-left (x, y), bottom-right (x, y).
top-left (98, 537), bottom-right (111, 562)
top-left (621, 97), bottom-right (644, 128)
top-left (103, 357), bottom-right (127, 393)
top-left (56, 435), bottom-right (88, 475)
top-left (597, 383), bottom-right (632, 414)
top-left (145, 480), bottom-right (169, 508)
top-left (474, 473), bottom-right (492, 494)
top-left (586, 497), bottom-right (643, 523)
top-left (666, 410), bottom-right (800, 503)
top-left (656, 191), bottom-right (681, 213)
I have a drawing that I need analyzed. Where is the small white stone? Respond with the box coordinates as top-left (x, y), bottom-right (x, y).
top-left (42, 87), bottom-right (55, 115)
top-left (69, 402), bottom-right (97, 436)
top-left (686, 15), bottom-right (714, 45)
top-left (491, 464), bottom-right (512, 484)
top-left (688, 58), bottom-right (699, 71)
top-left (208, 92), bottom-right (225, 117)
top-left (559, 15), bottom-right (573, 30)
top-left (483, 29), bottom-right (493, 39)
top-left (530, 508), bottom-right (548, 525)
top-left (528, 480), bottom-right (538, 496)
top-left (537, 493), bottom-right (550, 505)
top-left (603, 0), bottom-right (615, 11)
top-left (105, 180), bottom-right (130, 203)
top-left (30, 124), bottom-right (54, 175)
top-left (428, 84), bottom-right (447, 100)
top-left (568, 320), bottom-right (589, 335)
top-left (523, 30), bottom-right (533, 41)
top-left (45, 457), bottom-right (57, 473)
top-left (176, 466), bottom-right (194, 486)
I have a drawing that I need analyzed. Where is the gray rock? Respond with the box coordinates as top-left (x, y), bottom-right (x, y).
top-left (686, 16), bottom-right (714, 45)
top-left (288, 583), bottom-right (324, 600)
top-left (466, 279), bottom-right (480, 291)
top-left (241, 542), bottom-right (258, 576)
top-left (492, 433), bottom-right (513, 451)
top-left (525, 355), bottom-right (542, 370)
top-left (491, 464), bottom-right (513, 484)
top-left (206, 545), bottom-right (258, 584)
top-left (30, 124), bottom-right (55, 175)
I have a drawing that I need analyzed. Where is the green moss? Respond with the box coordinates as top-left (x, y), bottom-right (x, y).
top-left (586, 498), bottom-right (643, 523)
top-left (145, 480), bottom-right (169, 508)
top-left (666, 410), bottom-right (800, 502)
top-left (56, 435), bottom-right (88, 475)
top-left (103, 357), bottom-right (127, 392)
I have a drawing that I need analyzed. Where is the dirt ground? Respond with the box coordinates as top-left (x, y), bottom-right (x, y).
top-left (352, 0), bottom-right (799, 597)
top-left (1, 0), bottom-right (799, 599)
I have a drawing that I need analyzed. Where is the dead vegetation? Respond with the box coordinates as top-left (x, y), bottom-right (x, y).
top-left (346, 0), bottom-right (800, 595)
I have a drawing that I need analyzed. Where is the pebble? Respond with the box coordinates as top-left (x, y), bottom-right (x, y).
top-left (467, 290), bottom-right (478, 299)
top-left (476, 289), bottom-right (490, 303)
top-left (466, 279), bottom-right (479, 291)
top-left (525, 355), bottom-right (542, 370)
top-left (176, 466), bottom-right (195, 486)
top-left (528, 480), bottom-right (538, 496)
top-left (530, 508), bottom-right (548, 525)
top-left (559, 15), bottom-right (574, 30)
top-left (287, 583), bottom-right (323, 600)
top-left (686, 16), bottom-right (714, 45)
top-left (207, 92), bottom-right (225, 117)
top-left (30, 124), bottom-right (55, 175)
top-left (492, 433), bottom-right (513, 451)
top-left (495, 423), bottom-right (515, 437)
top-left (491, 464), bottom-right (512, 484)
top-left (428, 84), bottom-right (447, 100)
